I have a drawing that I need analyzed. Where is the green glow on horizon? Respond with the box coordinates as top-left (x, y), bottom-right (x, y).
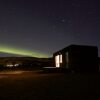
top-left (0, 46), bottom-right (51, 58)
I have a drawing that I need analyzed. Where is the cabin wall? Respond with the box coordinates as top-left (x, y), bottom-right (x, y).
top-left (53, 45), bottom-right (99, 72)
top-left (68, 47), bottom-right (98, 72)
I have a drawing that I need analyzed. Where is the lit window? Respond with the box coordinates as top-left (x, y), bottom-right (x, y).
top-left (60, 54), bottom-right (62, 63)
top-left (55, 55), bottom-right (60, 67)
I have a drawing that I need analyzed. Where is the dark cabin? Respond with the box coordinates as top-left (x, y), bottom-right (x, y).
top-left (53, 45), bottom-right (99, 72)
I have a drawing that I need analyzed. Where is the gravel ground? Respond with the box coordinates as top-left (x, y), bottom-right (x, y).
top-left (0, 70), bottom-right (99, 100)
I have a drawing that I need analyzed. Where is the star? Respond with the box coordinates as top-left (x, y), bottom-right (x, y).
top-left (61, 19), bottom-right (66, 23)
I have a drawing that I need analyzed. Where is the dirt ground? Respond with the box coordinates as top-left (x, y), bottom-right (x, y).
top-left (0, 70), bottom-right (99, 100)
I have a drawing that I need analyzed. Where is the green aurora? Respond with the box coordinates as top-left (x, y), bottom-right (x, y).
top-left (0, 46), bottom-right (51, 58)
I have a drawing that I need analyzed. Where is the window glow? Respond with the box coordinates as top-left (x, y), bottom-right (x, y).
top-left (55, 55), bottom-right (60, 67)
top-left (66, 52), bottom-right (69, 68)
top-left (60, 54), bottom-right (62, 63)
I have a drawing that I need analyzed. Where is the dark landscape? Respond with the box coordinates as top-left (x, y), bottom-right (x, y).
top-left (0, 0), bottom-right (99, 100)
top-left (0, 70), bottom-right (99, 100)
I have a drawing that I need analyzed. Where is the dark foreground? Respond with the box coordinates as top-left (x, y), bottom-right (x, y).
top-left (0, 70), bottom-right (99, 100)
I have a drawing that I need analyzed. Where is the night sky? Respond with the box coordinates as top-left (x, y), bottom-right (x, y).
top-left (0, 0), bottom-right (99, 57)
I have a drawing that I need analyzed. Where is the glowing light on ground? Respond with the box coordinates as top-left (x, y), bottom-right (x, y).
top-left (0, 71), bottom-right (29, 75)
top-left (0, 45), bottom-right (50, 58)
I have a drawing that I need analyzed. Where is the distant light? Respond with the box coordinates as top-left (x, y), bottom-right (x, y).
top-left (43, 67), bottom-right (59, 69)
top-left (6, 64), bottom-right (19, 67)
top-left (14, 64), bottom-right (19, 67)
top-left (6, 64), bottom-right (13, 67)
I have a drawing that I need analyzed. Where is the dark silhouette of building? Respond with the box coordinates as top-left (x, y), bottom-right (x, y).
top-left (53, 45), bottom-right (99, 72)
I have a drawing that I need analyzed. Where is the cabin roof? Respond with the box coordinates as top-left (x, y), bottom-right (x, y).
top-left (53, 44), bottom-right (98, 55)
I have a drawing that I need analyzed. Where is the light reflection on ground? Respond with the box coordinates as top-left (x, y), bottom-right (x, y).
top-left (0, 71), bottom-right (26, 74)
top-left (0, 70), bottom-right (98, 100)
top-left (0, 70), bottom-right (37, 79)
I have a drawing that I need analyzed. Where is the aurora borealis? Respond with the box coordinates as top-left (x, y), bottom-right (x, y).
top-left (0, 0), bottom-right (99, 56)
top-left (0, 45), bottom-right (50, 58)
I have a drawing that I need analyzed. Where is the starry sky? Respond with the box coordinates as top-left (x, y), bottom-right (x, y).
top-left (0, 0), bottom-right (99, 57)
